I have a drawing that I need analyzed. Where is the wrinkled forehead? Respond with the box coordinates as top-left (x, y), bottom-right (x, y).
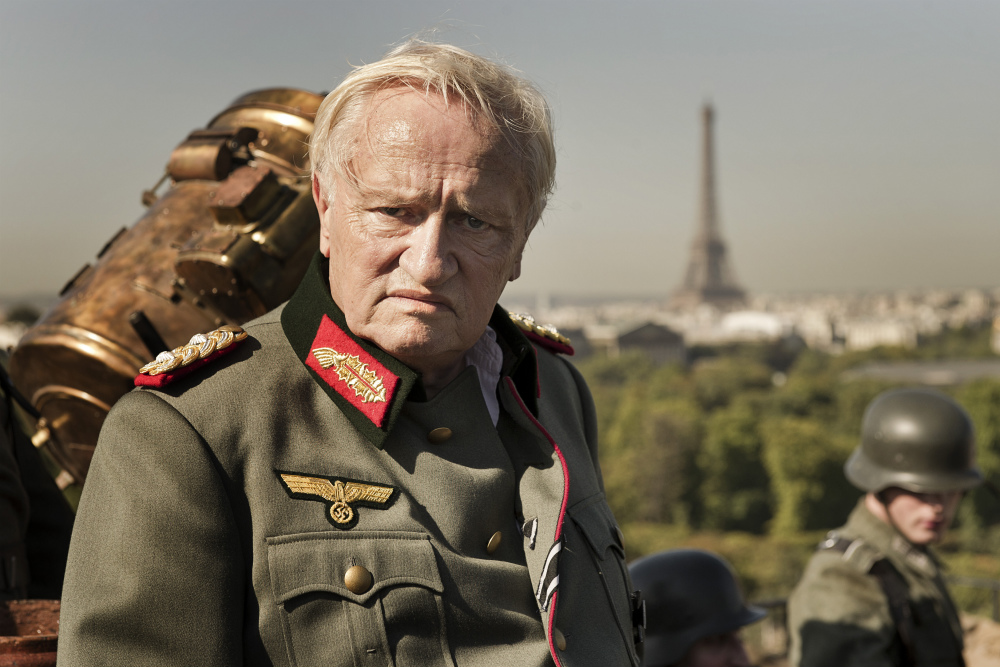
top-left (362, 87), bottom-right (521, 174)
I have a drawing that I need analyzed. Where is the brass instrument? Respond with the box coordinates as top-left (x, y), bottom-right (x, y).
top-left (9, 89), bottom-right (325, 485)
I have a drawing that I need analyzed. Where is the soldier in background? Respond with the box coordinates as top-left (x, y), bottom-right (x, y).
top-left (788, 387), bottom-right (983, 667)
top-left (0, 355), bottom-right (74, 601)
top-left (630, 549), bottom-right (766, 667)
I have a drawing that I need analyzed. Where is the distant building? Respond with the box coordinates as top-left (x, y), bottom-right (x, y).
top-left (671, 104), bottom-right (746, 311)
top-left (557, 327), bottom-right (592, 359)
top-left (585, 322), bottom-right (686, 365)
top-left (0, 322), bottom-right (26, 352)
top-left (719, 311), bottom-right (788, 341)
top-left (840, 319), bottom-right (918, 351)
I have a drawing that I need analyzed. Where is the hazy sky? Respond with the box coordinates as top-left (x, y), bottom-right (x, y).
top-left (1, 1), bottom-right (997, 300)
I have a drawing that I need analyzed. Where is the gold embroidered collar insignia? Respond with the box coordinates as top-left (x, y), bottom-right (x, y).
top-left (305, 315), bottom-right (400, 427)
top-left (312, 348), bottom-right (387, 404)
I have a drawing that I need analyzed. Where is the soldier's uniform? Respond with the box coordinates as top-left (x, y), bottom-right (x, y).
top-left (58, 255), bottom-right (640, 667)
top-left (787, 387), bottom-right (981, 667)
top-left (0, 373), bottom-right (30, 600)
top-left (787, 499), bottom-right (964, 667)
top-left (1, 356), bottom-right (74, 601)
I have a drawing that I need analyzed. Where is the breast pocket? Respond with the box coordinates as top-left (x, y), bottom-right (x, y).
top-left (566, 494), bottom-right (640, 666)
top-left (267, 531), bottom-right (452, 667)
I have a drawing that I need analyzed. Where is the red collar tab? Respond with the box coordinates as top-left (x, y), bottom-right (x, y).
top-left (135, 325), bottom-right (248, 388)
top-left (305, 315), bottom-right (400, 428)
top-left (507, 312), bottom-right (574, 356)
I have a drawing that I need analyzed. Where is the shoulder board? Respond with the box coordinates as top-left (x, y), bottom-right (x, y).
top-left (508, 312), bottom-right (574, 356)
top-left (818, 532), bottom-right (882, 573)
top-left (134, 324), bottom-right (248, 388)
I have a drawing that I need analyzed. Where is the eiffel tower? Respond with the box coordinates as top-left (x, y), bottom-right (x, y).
top-left (671, 103), bottom-right (746, 310)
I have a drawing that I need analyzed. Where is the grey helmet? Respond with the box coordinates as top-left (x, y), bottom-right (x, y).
top-left (629, 549), bottom-right (765, 666)
top-left (845, 387), bottom-right (983, 493)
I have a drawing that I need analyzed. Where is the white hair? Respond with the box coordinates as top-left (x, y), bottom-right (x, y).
top-left (309, 40), bottom-right (556, 230)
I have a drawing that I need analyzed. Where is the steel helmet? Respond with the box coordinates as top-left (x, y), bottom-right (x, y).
top-left (845, 387), bottom-right (983, 493)
top-left (629, 549), bottom-right (765, 666)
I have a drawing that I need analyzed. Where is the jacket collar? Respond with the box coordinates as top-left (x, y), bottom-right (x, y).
top-left (847, 499), bottom-right (939, 578)
top-left (281, 253), bottom-right (538, 448)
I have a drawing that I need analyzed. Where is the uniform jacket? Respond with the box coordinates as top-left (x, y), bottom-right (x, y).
top-left (787, 499), bottom-right (965, 667)
top-left (58, 255), bottom-right (639, 667)
top-left (1, 358), bottom-right (74, 601)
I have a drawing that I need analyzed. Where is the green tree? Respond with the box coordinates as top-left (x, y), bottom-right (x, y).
top-left (954, 380), bottom-right (1000, 533)
top-left (691, 357), bottom-right (772, 410)
top-left (698, 399), bottom-right (772, 532)
top-left (599, 385), bottom-right (702, 525)
top-left (761, 416), bottom-right (858, 535)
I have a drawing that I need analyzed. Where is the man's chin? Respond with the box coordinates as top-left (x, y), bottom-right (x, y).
top-left (906, 528), bottom-right (943, 546)
top-left (364, 327), bottom-right (462, 364)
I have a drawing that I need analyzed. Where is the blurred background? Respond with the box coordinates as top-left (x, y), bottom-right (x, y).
top-left (1, 1), bottom-right (998, 663)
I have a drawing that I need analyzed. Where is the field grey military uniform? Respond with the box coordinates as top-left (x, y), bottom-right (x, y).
top-left (787, 499), bottom-right (965, 667)
top-left (58, 255), bottom-right (639, 667)
top-left (0, 372), bottom-right (30, 600)
top-left (1, 357), bottom-right (74, 601)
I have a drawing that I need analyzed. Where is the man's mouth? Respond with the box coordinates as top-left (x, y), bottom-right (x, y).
top-left (385, 290), bottom-right (454, 313)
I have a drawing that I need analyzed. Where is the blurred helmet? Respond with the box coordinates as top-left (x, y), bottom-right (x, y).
top-left (629, 549), bottom-right (765, 666)
top-left (845, 387), bottom-right (983, 493)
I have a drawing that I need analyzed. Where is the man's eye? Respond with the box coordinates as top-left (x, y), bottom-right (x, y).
top-left (465, 216), bottom-right (486, 230)
top-left (379, 207), bottom-right (403, 217)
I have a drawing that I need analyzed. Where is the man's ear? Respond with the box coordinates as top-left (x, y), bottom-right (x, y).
top-left (313, 173), bottom-right (332, 257)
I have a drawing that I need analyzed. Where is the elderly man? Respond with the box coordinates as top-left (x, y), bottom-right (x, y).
top-left (58, 42), bottom-right (641, 667)
top-left (787, 387), bottom-right (982, 667)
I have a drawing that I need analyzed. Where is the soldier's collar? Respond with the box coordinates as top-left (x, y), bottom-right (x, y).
top-left (282, 253), bottom-right (537, 448)
top-left (852, 499), bottom-right (940, 577)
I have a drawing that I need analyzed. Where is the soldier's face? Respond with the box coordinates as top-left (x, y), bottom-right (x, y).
top-left (314, 87), bottom-right (528, 387)
top-left (882, 488), bottom-right (962, 545)
top-left (677, 631), bottom-right (751, 667)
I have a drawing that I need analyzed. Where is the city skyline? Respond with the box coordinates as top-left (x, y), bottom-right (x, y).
top-left (1, 1), bottom-right (998, 300)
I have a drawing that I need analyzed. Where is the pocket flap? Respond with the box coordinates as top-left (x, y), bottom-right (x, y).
top-left (267, 531), bottom-right (443, 605)
top-left (569, 495), bottom-right (625, 561)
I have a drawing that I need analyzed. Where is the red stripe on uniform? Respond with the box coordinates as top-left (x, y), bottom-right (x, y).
top-left (504, 376), bottom-right (571, 666)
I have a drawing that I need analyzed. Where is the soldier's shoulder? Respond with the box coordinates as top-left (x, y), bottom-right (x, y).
top-left (815, 532), bottom-right (885, 574)
top-left (133, 306), bottom-right (290, 395)
top-left (507, 312), bottom-right (574, 357)
top-left (792, 533), bottom-right (888, 614)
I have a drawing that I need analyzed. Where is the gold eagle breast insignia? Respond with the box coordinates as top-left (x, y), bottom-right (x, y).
top-left (279, 473), bottom-right (395, 528)
top-left (312, 347), bottom-right (388, 404)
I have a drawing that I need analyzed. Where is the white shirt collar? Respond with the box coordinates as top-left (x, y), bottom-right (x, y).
top-left (464, 326), bottom-right (503, 426)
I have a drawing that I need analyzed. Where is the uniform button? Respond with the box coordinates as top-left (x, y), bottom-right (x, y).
top-left (486, 531), bottom-right (502, 554)
top-left (344, 565), bottom-right (373, 594)
top-left (427, 427), bottom-right (453, 444)
top-left (554, 627), bottom-right (567, 651)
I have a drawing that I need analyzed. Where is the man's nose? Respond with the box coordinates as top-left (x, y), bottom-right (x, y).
top-left (398, 217), bottom-right (457, 286)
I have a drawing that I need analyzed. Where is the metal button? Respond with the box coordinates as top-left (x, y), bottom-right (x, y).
top-left (554, 627), bottom-right (567, 651)
top-left (344, 565), bottom-right (373, 595)
top-left (486, 531), bottom-right (502, 554)
top-left (427, 427), bottom-right (453, 444)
